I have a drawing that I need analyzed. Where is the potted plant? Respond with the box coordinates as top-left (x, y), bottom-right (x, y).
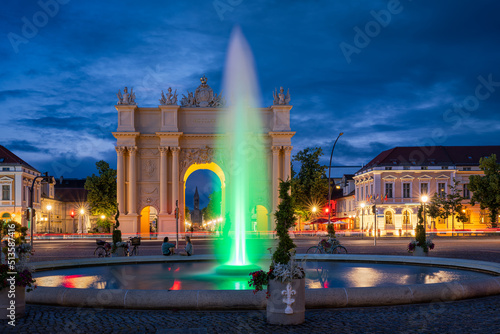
top-left (111, 208), bottom-right (126, 257)
top-left (248, 180), bottom-right (306, 325)
top-left (1, 220), bottom-right (37, 319)
top-left (408, 205), bottom-right (435, 256)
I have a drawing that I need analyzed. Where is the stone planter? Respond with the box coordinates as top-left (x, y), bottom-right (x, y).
top-left (266, 278), bottom-right (305, 325)
top-left (412, 246), bottom-right (428, 257)
top-left (0, 286), bottom-right (25, 319)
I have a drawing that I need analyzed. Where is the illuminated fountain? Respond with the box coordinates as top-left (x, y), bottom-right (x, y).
top-left (215, 27), bottom-right (269, 275)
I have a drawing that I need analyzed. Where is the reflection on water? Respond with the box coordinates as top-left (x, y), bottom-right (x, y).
top-left (34, 261), bottom-right (492, 290)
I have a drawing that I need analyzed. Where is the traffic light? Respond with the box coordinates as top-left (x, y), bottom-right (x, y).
top-left (70, 210), bottom-right (75, 218)
top-left (372, 205), bottom-right (376, 214)
top-left (25, 209), bottom-right (30, 219)
top-left (324, 207), bottom-right (329, 214)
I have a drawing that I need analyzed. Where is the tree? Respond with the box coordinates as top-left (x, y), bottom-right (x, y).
top-left (469, 154), bottom-right (500, 227)
top-left (291, 147), bottom-right (328, 220)
top-left (427, 180), bottom-right (467, 234)
top-left (272, 179), bottom-right (296, 265)
top-left (85, 161), bottom-right (117, 224)
top-left (204, 190), bottom-right (222, 221)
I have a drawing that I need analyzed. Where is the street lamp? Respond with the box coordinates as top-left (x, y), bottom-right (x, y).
top-left (28, 172), bottom-right (55, 249)
top-left (327, 132), bottom-right (344, 232)
top-left (360, 202), bottom-right (365, 239)
top-left (421, 195), bottom-right (428, 235)
top-left (47, 204), bottom-right (52, 235)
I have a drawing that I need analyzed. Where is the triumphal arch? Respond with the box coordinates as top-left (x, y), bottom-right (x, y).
top-left (113, 77), bottom-right (294, 237)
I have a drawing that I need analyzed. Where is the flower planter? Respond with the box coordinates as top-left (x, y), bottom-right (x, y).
top-left (0, 286), bottom-right (25, 319)
top-left (412, 246), bottom-right (428, 257)
top-left (266, 278), bottom-right (305, 325)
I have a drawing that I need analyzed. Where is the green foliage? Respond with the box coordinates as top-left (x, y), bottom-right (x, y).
top-left (185, 206), bottom-right (190, 219)
top-left (112, 229), bottom-right (122, 245)
top-left (291, 147), bottom-right (328, 221)
top-left (427, 180), bottom-right (467, 231)
top-left (415, 205), bottom-right (427, 251)
top-left (204, 190), bottom-right (222, 221)
top-left (85, 160), bottom-right (117, 218)
top-left (272, 179), bottom-right (296, 265)
top-left (1, 220), bottom-right (27, 245)
top-left (469, 154), bottom-right (500, 226)
top-left (96, 218), bottom-right (112, 232)
top-left (327, 223), bottom-right (336, 238)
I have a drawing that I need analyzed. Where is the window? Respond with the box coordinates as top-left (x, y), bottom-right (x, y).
top-left (403, 166), bottom-right (410, 170)
top-left (360, 187), bottom-right (364, 201)
top-left (2, 167), bottom-right (9, 171)
top-left (365, 186), bottom-right (368, 199)
top-left (403, 183), bottom-right (411, 198)
top-left (385, 183), bottom-right (393, 198)
top-left (2, 185), bottom-right (10, 200)
top-left (385, 167), bottom-right (392, 170)
top-left (421, 166), bottom-right (428, 170)
top-left (463, 184), bottom-right (470, 199)
top-left (441, 166), bottom-right (448, 170)
top-left (385, 211), bottom-right (393, 225)
top-left (438, 183), bottom-right (446, 197)
top-left (420, 183), bottom-right (429, 195)
top-left (463, 167), bottom-right (471, 171)
top-left (370, 184), bottom-right (373, 195)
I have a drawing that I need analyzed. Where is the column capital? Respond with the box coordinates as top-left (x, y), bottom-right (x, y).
top-left (115, 146), bottom-right (127, 155)
top-left (272, 146), bottom-right (282, 154)
top-left (158, 146), bottom-right (169, 154)
top-left (171, 147), bottom-right (181, 154)
top-left (127, 146), bottom-right (138, 155)
top-left (282, 146), bottom-right (293, 153)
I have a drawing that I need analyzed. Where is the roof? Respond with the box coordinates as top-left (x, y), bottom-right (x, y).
top-left (357, 146), bottom-right (500, 173)
top-left (0, 145), bottom-right (39, 172)
top-left (54, 178), bottom-right (88, 202)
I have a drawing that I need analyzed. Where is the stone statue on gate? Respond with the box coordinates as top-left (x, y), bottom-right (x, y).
top-left (117, 87), bottom-right (137, 105)
top-left (160, 87), bottom-right (178, 105)
top-left (273, 87), bottom-right (291, 105)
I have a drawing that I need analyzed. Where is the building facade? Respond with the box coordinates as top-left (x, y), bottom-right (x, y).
top-left (350, 146), bottom-right (500, 236)
top-left (113, 77), bottom-right (294, 237)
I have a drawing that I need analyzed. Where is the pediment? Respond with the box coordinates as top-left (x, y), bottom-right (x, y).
top-left (436, 174), bottom-right (450, 179)
top-left (418, 175), bottom-right (432, 180)
top-left (382, 175), bottom-right (397, 180)
top-left (0, 176), bottom-right (13, 182)
top-left (401, 175), bottom-right (415, 180)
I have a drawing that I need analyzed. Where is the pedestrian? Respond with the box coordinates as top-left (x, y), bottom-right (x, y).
top-left (179, 235), bottom-right (193, 256)
top-left (161, 237), bottom-right (176, 256)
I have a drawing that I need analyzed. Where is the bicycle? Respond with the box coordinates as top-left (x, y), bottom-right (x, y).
top-left (125, 236), bottom-right (141, 256)
top-left (94, 239), bottom-right (111, 257)
top-left (306, 237), bottom-right (348, 255)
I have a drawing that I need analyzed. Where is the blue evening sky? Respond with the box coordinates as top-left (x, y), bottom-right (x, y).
top-left (2, 0), bottom-right (500, 207)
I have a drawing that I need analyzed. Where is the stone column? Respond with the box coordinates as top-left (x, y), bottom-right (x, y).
top-left (128, 146), bottom-right (138, 215)
top-left (283, 146), bottom-right (292, 182)
top-left (115, 146), bottom-right (126, 214)
top-left (171, 147), bottom-right (180, 213)
top-left (272, 146), bottom-right (281, 213)
top-left (159, 147), bottom-right (168, 214)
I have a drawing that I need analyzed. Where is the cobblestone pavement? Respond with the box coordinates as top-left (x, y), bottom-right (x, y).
top-left (2, 295), bottom-right (500, 333)
top-left (2, 237), bottom-right (500, 333)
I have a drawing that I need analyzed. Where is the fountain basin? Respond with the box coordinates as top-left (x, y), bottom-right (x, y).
top-left (27, 255), bottom-right (500, 310)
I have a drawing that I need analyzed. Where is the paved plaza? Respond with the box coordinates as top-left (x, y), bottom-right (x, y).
top-left (2, 236), bottom-right (500, 333)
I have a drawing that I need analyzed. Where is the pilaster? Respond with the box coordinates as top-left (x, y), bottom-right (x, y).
top-left (127, 146), bottom-right (138, 215)
top-left (115, 146), bottom-right (126, 214)
top-left (159, 146), bottom-right (169, 214)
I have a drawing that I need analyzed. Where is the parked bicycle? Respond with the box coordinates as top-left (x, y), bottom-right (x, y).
top-left (306, 237), bottom-right (347, 254)
top-left (94, 239), bottom-right (111, 257)
top-left (125, 236), bottom-right (141, 256)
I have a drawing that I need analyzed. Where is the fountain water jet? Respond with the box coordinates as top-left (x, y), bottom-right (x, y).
top-left (215, 27), bottom-right (269, 275)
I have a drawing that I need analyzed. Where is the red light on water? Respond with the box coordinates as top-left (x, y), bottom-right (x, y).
top-left (171, 280), bottom-right (181, 290)
top-left (62, 274), bottom-right (82, 288)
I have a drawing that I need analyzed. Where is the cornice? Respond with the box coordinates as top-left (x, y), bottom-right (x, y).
top-left (112, 132), bottom-right (140, 139)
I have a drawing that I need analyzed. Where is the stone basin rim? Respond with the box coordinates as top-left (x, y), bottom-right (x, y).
top-left (27, 254), bottom-right (500, 310)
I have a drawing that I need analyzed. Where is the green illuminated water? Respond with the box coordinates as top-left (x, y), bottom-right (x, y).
top-left (215, 27), bottom-right (269, 272)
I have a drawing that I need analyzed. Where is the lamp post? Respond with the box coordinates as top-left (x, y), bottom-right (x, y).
top-left (47, 204), bottom-right (52, 235)
top-left (28, 172), bottom-right (55, 249)
top-left (421, 195), bottom-right (428, 236)
top-left (360, 202), bottom-right (365, 239)
top-left (327, 132), bottom-right (344, 231)
top-left (80, 208), bottom-right (85, 236)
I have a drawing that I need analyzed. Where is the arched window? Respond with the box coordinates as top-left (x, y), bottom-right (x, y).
top-left (385, 211), bottom-right (393, 225)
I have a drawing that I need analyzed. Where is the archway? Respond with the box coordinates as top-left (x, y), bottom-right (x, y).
top-left (139, 206), bottom-right (158, 239)
top-left (182, 162), bottom-right (226, 233)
